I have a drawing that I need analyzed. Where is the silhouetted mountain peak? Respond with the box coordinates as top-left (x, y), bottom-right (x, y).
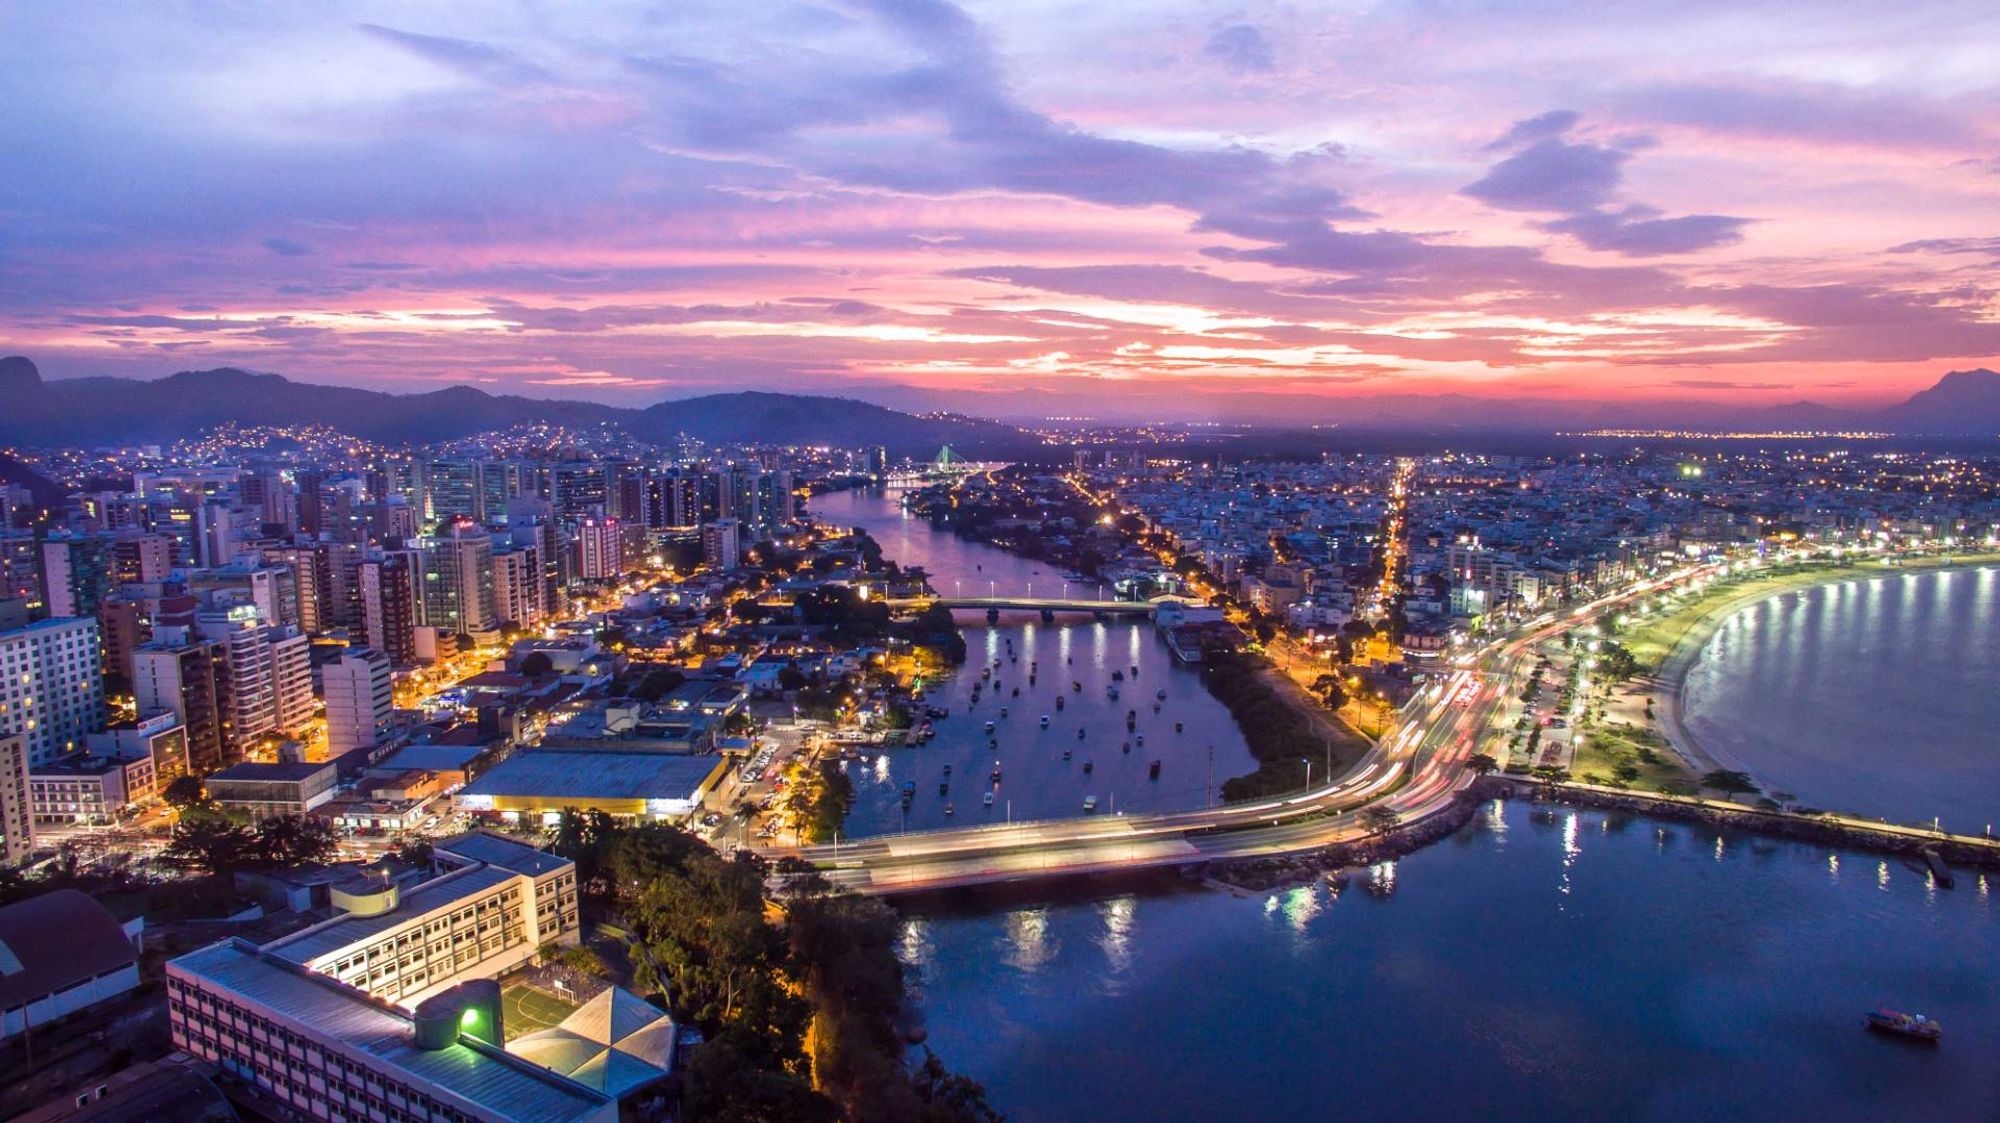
top-left (0, 355), bottom-right (42, 394)
top-left (1875, 367), bottom-right (2000, 433)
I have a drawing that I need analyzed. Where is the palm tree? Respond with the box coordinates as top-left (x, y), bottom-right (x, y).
top-left (1465, 753), bottom-right (1500, 776)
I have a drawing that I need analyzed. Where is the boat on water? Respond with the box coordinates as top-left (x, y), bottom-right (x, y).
top-left (1867, 1009), bottom-right (1942, 1041)
top-left (1083, 795), bottom-right (1099, 812)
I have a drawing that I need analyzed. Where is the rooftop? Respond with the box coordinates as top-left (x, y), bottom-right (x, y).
top-left (209, 760), bottom-right (335, 783)
top-left (460, 751), bottom-right (721, 801)
top-left (264, 863), bottom-right (518, 967)
top-left (436, 831), bottom-right (573, 877)
top-left (0, 889), bottom-right (137, 1009)
top-left (171, 940), bottom-right (609, 1123)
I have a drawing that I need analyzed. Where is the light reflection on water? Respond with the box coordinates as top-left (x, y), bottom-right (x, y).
top-left (904, 801), bottom-right (2000, 1123)
top-left (1684, 565), bottom-right (2000, 828)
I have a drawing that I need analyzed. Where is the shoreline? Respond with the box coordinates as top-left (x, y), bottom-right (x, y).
top-left (1650, 554), bottom-right (2000, 798)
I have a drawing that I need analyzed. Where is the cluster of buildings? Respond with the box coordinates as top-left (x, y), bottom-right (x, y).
top-left (1092, 447), bottom-right (2000, 668)
top-left (0, 426), bottom-right (844, 865)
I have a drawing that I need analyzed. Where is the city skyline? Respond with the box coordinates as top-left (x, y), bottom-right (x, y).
top-left (4, 1), bottom-right (1998, 415)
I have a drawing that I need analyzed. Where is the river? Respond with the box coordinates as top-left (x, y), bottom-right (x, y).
top-left (809, 486), bottom-right (1257, 835)
top-left (1681, 565), bottom-right (2000, 831)
top-left (810, 488), bottom-right (2000, 1120)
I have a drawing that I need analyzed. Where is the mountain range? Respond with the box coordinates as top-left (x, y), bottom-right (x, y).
top-left (2, 356), bottom-right (1998, 447)
top-left (0, 357), bottom-right (1031, 457)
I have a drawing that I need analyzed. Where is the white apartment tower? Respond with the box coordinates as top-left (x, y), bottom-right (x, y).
top-left (324, 647), bottom-right (393, 755)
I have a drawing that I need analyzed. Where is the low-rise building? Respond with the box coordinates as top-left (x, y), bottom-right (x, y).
top-left (258, 832), bottom-right (577, 1008)
top-left (29, 753), bottom-right (156, 825)
top-left (168, 942), bottom-right (619, 1123)
top-left (0, 889), bottom-right (144, 1039)
top-left (204, 760), bottom-right (339, 821)
top-left (456, 750), bottom-right (728, 826)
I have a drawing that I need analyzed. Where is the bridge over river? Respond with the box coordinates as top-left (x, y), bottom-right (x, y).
top-left (884, 595), bottom-right (1159, 617)
top-left (778, 571), bottom-right (1714, 896)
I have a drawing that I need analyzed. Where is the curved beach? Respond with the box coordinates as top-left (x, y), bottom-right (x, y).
top-left (1651, 554), bottom-right (2000, 803)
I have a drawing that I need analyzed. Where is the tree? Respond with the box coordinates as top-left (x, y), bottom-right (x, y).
top-left (162, 817), bottom-right (256, 877)
top-left (253, 815), bottom-right (340, 868)
top-left (632, 667), bottom-right (687, 702)
top-left (163, 774), bottom-right (207, 811)
top-left (1700, 769), bottom-right (1759, 796)
top-left (1359, 805), bottom-right (1400, 834)
top-left (1465, 753), bottom-right (1500, 776)
top-left (910, 1049), bottom-right (1006, 1123)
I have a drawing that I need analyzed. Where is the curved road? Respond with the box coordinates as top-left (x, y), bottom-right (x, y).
top-left (779, 566), bottom-right (1716, 895)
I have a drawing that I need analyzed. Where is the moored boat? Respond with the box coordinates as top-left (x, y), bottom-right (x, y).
top-left (1866, 1009), bottom-right (1942, 1041)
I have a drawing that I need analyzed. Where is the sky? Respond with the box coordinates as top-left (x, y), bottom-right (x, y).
top-left (2, 0), bottom-right (1998, 420)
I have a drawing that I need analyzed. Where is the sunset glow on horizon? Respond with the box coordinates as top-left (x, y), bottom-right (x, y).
top-left (4, 0), bottom-right (1998, 418)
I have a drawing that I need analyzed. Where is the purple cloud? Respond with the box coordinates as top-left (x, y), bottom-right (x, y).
top-left (1542, 207), bottom-right (1750, 256)
top-left (1482, 110), bottom-right (1581, 152)
top-left (1462, 137), bottom-right (1629, 213)
top-left (1205, 25), bottom-right (1276, 74)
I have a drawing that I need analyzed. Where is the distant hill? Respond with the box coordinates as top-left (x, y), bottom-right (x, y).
top-left (3, 356), bottom-right (1996, 444)
top-left (630, 391), bottom-right (1024, 454)
top-left (0, 358), bottom-right (1037, 457)
top-left (1873, 368), bottom-right (2000, 435)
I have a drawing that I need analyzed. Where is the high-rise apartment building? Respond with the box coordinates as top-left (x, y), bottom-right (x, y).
top-left (424, 459), bottom-right (483, 524)
top-left (575, 517), bottom-right (628, 582)
top-left (423, 522), bottom-right (496, 635)
top-left (701, 518), bottom-right (740, 571)
top-left (0, 617), bottom-right (106, 767)
top-left (40, 534), bottom-right (112, 618)
top-left (324, 647), bottom-right (393, 755)
top-left (0, 735), bottom-right (30, 866)
top-left (492, 544), bottom-right (547, 629)
top-left (132, 631), bottom-right (225, 778)
top-left (360, 552), bottom-right (421, 665)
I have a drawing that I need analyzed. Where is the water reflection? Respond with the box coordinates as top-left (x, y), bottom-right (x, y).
top-left (1096, 896), bottom-right (1137, 982)
top-left (1003, 906), bottom-right (1055, 973)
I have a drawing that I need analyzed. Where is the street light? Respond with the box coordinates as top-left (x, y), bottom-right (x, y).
top-left (1301, 758), bottom-right (1312, 790)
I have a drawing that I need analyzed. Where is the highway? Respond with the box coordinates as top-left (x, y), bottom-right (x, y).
top-left (777, 567), bottom-right (1716, 895)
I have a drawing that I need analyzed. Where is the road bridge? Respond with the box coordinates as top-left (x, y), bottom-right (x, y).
top-left (885, 595), bottom-right (1156, 617)
top-left (775, 566), bottom-right (1720, 896)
